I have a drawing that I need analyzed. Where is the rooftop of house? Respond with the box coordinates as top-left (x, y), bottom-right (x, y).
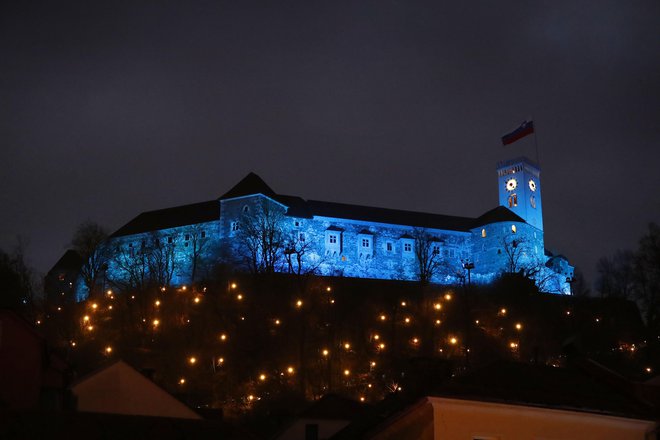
top-left (434, 359), bottom-right (657, 420)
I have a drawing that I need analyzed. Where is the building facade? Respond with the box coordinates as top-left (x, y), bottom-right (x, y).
top-left (76, 157), bottom-right (573, 300)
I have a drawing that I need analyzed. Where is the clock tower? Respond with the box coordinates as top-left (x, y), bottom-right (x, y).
top-left (497, 157), bottom-right (543, 231)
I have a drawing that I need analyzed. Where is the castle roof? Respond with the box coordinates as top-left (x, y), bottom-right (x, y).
top-left (471, 206), bottom-right (526, 228)
top-left (46, 249), bottom-right (83, 274)
top-left (302, 199), bottom-right (476, 231)
top-left (110, 173), bottom-right (527, 237)
top-left (110, 200), bottom-right (219, 238)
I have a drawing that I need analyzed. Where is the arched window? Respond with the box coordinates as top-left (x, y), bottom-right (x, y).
top-left (508, 194), bottom-right (518, 208)
top-left (481, 228), bottom-right (487, 238)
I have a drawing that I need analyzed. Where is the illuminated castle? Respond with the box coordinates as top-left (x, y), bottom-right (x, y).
top-left (76, 157), bottom-right (573, 300)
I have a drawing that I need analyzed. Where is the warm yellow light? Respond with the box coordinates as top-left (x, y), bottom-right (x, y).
top-left (343, 369), bottom-right (350, 376)
top-left (237, 294), bottom-right (243, 301)
top-left (373, 334), bottom-right (380, 340)
top-left (71, 341), bottom-right (76, 347)
top-left (182, 285), bottom-right (187, 291)
top-left (57, 306), bottom-right (62, 311)
top-left (193, 296), bottom-right (201, 304)
top-left (91, 303), bottom-right (98, 309)
top-left (259, 374), bottom-right (266, 381)
top-left (500, 308), bottom-right (507, 315)
top-left (370, 361), bottom-right (376, 367)
top-left (230, 283), bottom-right (237, 289)
top-left (326, 286), bottom-right (332, 292)
top-left (412, 338), bottom-right (419, 344)
top-left (510, 342), bottom-right (518, 349)
top-left (274, 319), bottom-right (281, 325)
top-left (449, 337), bottom-right (458, 345)
top-left (367, 383), bottom-right (372, 388)
top-left (83, 315), bottom-right (90, 322)
top-left (189, 357), bottom-right (197, 365)
top-left (131, 295), bottom-right (135, 299)
top-left (179, 378), bottom-right (186, 385)
top-left (108, 305), bottom-right (113, 310)
top-left (401, 301), bottom-right (407, 307)
top-left (435, 319), bottom-right (441, 325)
top-left (404, 317), bottom-right (411, 324)
top-left (287, 366), bottom-right (294, 374)
top-left (330, 299), bottom-right (335, 304)
top-left (105, 346), bottom-right (112, 354)
top-left (217, 357), bottom-right (224, 365)
top-left (322, 349), bottom-right (329, 357)
top-left (160, 287), bottom-right (166, 292)
top-left (344, 342), bottom-right (351, 350)
top-left (646, 367), bottom-right (652, 373)
top-left (220, 333), bottom-right (227, 341)
top-left (296, 299), bottom-right (303, 308)
top-left (475, 320), bottom-right (480, 324)
top-left (155, 300), bottom-right (161, 307)
top-left (152, 319), bottom-right (160, 327)
top-left (434, 303), bottom-right (442, 310)
top-left (380, 314), bottom-right (386, 321)
top-left (247, 394), bottom-right (255, 401)
top-left (444, 293), bottom-right (452, 301)
top-left (87, 325), bottom-right (94, 331)
top-left (515, 323), bottom-right (522, 330)
top-left (360, 396), bottom-right (365, 402)
top-left (106, 289), bottom-right (113, 296)
top-left (378, 343), bottom-right (386, 350)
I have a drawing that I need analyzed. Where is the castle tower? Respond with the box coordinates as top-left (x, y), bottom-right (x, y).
top-left (497, 157), bottom-right (543, 231)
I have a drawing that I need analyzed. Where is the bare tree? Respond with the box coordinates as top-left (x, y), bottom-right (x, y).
top-left (238, 203), bottom-right (286, 274)
top-left (413, 228), bottom-right (443, 285)
top-left (596, 250), bottom-right (635, 299)
top-left (633, 223), bottom-right (660, 331)
top-left (71, 221), bottom-right (109, 297)
top-left (146, 232), bottom-right (177, 288)
top-left (186, 224), bottom-right (210, 287)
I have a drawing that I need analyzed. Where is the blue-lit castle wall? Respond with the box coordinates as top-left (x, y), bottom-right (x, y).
top-left (76, 157), bottom-right (573, 300)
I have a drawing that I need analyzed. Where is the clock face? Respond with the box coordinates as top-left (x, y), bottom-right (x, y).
top-left (528, 179), bottom-right (537, 192)
top-left (505, 178), bottom-right (517, 192)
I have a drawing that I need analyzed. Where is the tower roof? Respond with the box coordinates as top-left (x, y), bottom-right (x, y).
top-left (219, 172), bottom-right (276, 200)
top-left (497, 156), bottom-right (540, 171)
top-left (471, 206), bottom-right (526, 228)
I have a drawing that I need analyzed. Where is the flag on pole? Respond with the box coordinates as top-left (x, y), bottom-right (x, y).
top-left (501, 120), bottom-right (534, 146)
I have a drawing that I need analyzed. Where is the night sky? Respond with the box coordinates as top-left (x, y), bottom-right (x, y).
top-left (2, 1), bottom-right (659, 288)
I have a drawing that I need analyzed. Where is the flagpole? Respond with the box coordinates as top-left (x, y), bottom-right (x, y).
top-left (531, 115), bottom-right (540, 166)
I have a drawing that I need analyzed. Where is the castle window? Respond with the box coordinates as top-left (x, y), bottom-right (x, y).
top-left (294, 220), bottom-right (301, 228)
top-left (299, 232), bottom-right (305, 242)
top-left (404, 243), bottom-right (412, 253)
top-left (358, 232), bottom-right (374, 258)
top-left (481, 229), bottom-right (487, 238)
top-left (386, 242), bottom-right (393, 252)
top-left (201, 231), bottom-right (206, 238)
top-left (508, 194), bottom-right (518, 208)
top-left (168, 236), bottom-right (173, 244)
top-left (185, 234), bottom-right (190, 241)
top-left (432, 245), bottom-right (440, 255)
top-left (511, 225), bottom-right (517, 234)
top-left (242, 205), bottom-right (249, 214)
top-left (325, 228), bottom-right (343, 254)
top-left (231, 221), bottom-right (240, 232)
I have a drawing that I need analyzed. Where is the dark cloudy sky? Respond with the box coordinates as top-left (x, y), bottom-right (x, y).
top-left (2, 1), bottom-right (659, 288)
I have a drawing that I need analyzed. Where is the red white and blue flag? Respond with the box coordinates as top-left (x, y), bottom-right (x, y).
top-left (501, 120), bottom-right (534, 145)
